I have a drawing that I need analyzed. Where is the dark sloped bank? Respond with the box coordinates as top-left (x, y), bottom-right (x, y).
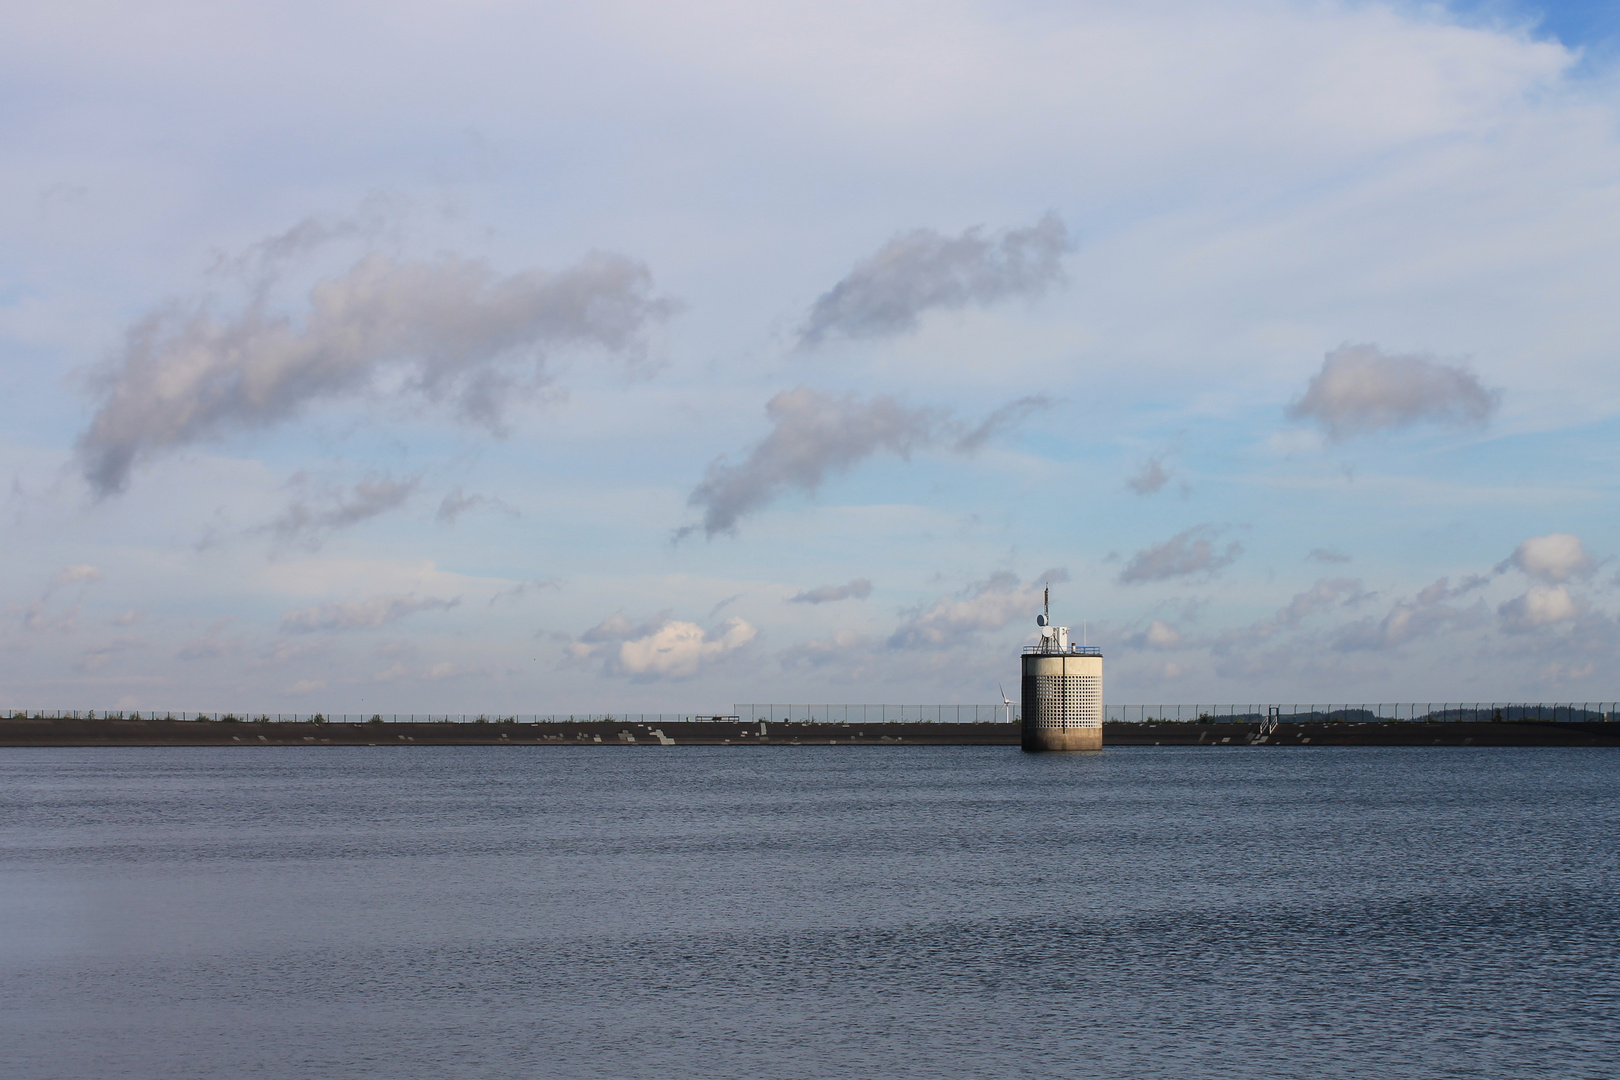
top-left (1104, 720), bottom-right (1620, 747)
top-left (1, 717), bottom-right (1617, 747)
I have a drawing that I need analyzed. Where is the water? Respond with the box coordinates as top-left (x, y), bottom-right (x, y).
top-left (2, 746), bottom-right (1616, 1079)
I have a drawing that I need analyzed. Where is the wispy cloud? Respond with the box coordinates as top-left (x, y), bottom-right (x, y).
top-left (798, 212), bottom-right (1071, 346)
top-left (269, 472), bottom-right (419, 547)
top-left (1307, 547), bottom-right (1352, 564)
top-left (437, 486), bottom-right (520, 525)
top-left (951, 396), bottom-right (1050, 453)
top-left (1119, 526), bottom-right (1242, 584)
top-left (1287, 343), bottom-right (1499, 440)
top-left (1126, 455), bottom-right (1171, 495)
top-left (77, 244), bottom-right (677, 495)
top-left (1211, 577), bottom-right (1370, 655)
top-left (1332, 575), bottom-right (1487, 651)
top-left (683, 387), bottom-right (1046, 537)
top-left (75, 636), bottom-right (145, 673)
top-left (788, 578), bottom-right (872, 604)
top-left (888, 568), bottom-right (1066, 650)
top-left (280, 593), bottom-right (460, 633)
top-left (488, 578), bottom-right (561, 605)
top-left (53, 564), bottom-right (103, 588)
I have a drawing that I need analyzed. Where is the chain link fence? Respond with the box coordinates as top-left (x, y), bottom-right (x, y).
top-left (0, 711), bottom-right (736, 724)
top-left (4, 704), bottom-right (1617, 724)
top-left (734, 703), bottom-right (1619, 724)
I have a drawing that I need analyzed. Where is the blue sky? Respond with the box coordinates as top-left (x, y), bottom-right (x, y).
top-left (3, 0), bottom-right (1618, 713)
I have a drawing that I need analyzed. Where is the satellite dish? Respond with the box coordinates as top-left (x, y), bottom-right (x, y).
top-left (1036, 614), bottom-right (1048, 627)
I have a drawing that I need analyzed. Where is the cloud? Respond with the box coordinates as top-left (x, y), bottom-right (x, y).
top-left (209, 198), bottom-right (398, 284)
top-left (280, 593), bottom-right (460, 633)
top-left (888, 568), bottom-right (1066, 650)
top-left (76, 248), bottom-right (677, 495)
top-left (1278, 577), bottom-right (1372, 626)
top-left (74, 637), bottom-right (145, 673)
top-left (436, 486), bottom-right (518, 525)
top-left (269, 473), bottom-right (419, 546)
top-left (1125, 619), bottom-right (1183, 650)
top-left (1332, 575), bottom-right (1486, 651)
top-left (423, 661), bottom-right (487, 681)
top-left (1211, 577), bottom-right (1369, 654)
top-left (1126, 456), bottom-right (1171, 495)
top-left (436, 487), bottom-right (485, 524)
top-left (1498, 585), bottom-right (1584, 633)
top-left (567, 611), bottom-right (756, 680)
top-left (177, 638), bottom-right (232, 660)
top-left (1307, 548), bottom-right (1352, 564)
top-left (708, 593), bottom-right (744, 617)
top-left (488, 578), bottom-right (561, 605)
top-left (950, 395), bottom-right (1051, 453)
top-left (1287, 343), bottom-right (1500, 440)
top-left (788, 578), bottom-right (872, 604)
top-left (798, 212), bottom-right (1071, 346)
top-left (53, 564), bottom-right (103, 587)
top-left (782, 629), bottom-right (874, 669)
top-left (1498, 533), bottom-right (1594, 583)
top-left (684, 388), bottom-right (936, 537)
top-left (1119, 526), bottom-right (1242, 584)
top-left (683, 387), bottom-right (1044, 536)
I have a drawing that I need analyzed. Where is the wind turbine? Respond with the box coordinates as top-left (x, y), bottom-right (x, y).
top-left (999, 683), bottom-right (1016, 725)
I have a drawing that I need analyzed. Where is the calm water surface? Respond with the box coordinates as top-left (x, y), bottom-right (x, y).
top-left (1, 746), bottom-right (1616, 1078)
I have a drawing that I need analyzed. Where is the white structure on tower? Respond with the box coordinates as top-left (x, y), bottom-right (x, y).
top-left (1020, 585), bottom-right (1103, 752)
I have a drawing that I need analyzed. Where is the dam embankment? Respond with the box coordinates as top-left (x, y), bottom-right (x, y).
top-left (1, 717), bottom-right (1617, 747)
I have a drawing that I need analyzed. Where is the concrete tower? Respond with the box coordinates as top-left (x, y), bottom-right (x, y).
top-left (1020, 587), bottom-right (1103, 752)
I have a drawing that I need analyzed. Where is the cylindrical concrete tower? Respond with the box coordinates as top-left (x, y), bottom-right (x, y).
top-left (1020, 592), bottom-right (1103, 752)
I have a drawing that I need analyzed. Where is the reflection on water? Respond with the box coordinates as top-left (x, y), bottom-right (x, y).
top-left (2, 746), bottom-right (1617, 1078)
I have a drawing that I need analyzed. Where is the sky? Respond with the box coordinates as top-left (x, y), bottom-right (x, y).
top-left (3, 0), bottom-right (1619, 714)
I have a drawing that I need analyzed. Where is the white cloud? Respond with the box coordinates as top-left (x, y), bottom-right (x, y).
top-left (1499, 533), bottom-right (1594, 583)
top-left (618, 618), bottom-right (756, 679)
top-left (567, 612), bottom-right (756, 680)
top-left (1498, 584), bottom-right (1584, 633)
top-left (1287, 344), bottom-right (1499, 440)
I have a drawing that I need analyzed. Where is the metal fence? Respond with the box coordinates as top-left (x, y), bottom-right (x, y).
top-left (735, 703), bottom-right (1620, 724)
top-left (1104, 703), bottom-right (1618, 723)
top-left (0, 711), bottom-right (737, 724)
top-left (734, 704), bottom-right (1014, 723)
top-left (4, 703), bottom-right (1616, 724)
